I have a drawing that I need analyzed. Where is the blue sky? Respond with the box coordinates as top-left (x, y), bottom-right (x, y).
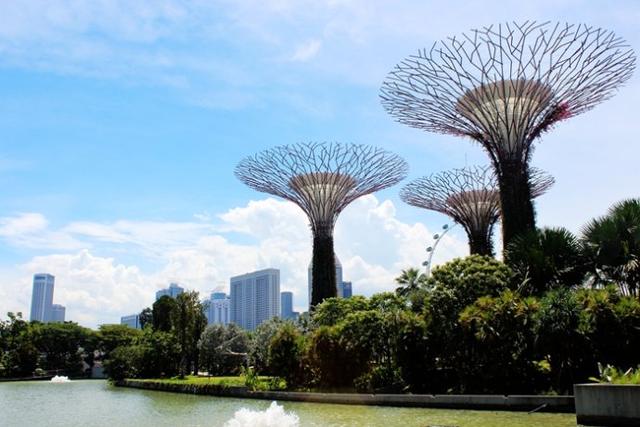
top-left (1, 0), bottom-right (639, 327)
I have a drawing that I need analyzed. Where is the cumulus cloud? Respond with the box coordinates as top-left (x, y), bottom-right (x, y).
top-left (0, 196), bottom-right (467, 327)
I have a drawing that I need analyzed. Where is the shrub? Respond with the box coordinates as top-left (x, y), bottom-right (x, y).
top-left (267, 323), bottom-right (305, 388)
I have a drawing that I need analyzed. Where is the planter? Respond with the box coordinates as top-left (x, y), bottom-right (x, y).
top-left (574, 384), bottom-right (640, 426)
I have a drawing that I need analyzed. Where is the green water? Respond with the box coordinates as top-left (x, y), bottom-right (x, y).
top-left (0, 380), bottom-right (577, 427)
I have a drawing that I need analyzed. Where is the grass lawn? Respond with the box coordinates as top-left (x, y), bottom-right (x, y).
top-left (136, 375), bottom-right (286, 390)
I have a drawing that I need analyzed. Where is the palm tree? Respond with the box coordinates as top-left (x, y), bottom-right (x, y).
top-left (505, 227), bottom-right (586, 296)
top-left (582, 199), bottom-right (640, 297)
top-left (394, 268), bottom-right (428, 297)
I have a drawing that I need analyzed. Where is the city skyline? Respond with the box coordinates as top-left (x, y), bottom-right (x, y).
top-left (1, 1), bottom-right (639, 327)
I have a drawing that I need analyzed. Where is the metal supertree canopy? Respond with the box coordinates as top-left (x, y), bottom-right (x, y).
top-left (381, 21), bottom-right (635, 154)
top-left (235, 142), bottom-right (408, 307)
top-left (381, 21), bottom-right (635, 249)
top-left (400, 166), bottom-right (554, 256)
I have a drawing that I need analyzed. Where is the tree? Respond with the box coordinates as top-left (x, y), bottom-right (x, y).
top-left (248, 317), bottom-right (286, 374)
top-left (268, 323), bottom-right (305, 388)
top-left (394, 268), bottom-right (428, 297)
top-left (30, 322), bottom-right (94, 376)
top-left (582, 199), bottom-right (640, 296)
top-left (97, 324), bottom-right (142, 356)
top-left (198, 323), bottom-right (249, 376)
top-left (171, 291), bottom-right (206, 377)
top-left (0, 312), bottom-right (38, 377)
top-left (506, 227), bottom-right (586, 295)
top-left (152, 296), bottom-right (177, 332)
top-left (138, 307), bottom-right (153, 329)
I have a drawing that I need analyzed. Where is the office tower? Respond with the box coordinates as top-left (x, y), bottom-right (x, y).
top-left (30, 274), bottom-right (55, 322)
top-left (339, 281), bottom-right (353, 298)
top-left (280, 291), bottom-right (296, 320)
top-left (49, 304), bottom-right (66, 323)
top-left (205, 292), bottom-right (230, 325)
top-left (230, 268), bottom-right (280, 331)
top-left (120, 314), bottom-right (141, 329)
top-left (155, 282), bottom-right (184, 300)
top-left (308, 256), bottom-right (342, 308)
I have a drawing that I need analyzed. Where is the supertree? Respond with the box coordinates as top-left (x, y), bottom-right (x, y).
top-left (381, 22), bottom-right (635, 249)
top-left (400, 166), bottom-right (554, 256)
top-left (235, 142), bottom-right (408, 307)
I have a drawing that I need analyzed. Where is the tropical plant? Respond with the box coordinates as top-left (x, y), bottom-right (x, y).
top-left (582, 198), bottom-right (640, 296)
top-left (590, 363), bottom-right (640, 385)
top-left (505, 227), bottom-right (586, 295)
top-left (394, 268), bottom-right (428, 297)
top-left (198, 323), bottom-right (249, 376)
top-left (267, 322), bottom-right (305, 388)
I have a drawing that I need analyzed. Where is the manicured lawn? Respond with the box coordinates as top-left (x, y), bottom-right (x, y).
top-left (136, 375), bottom-right (285, 389)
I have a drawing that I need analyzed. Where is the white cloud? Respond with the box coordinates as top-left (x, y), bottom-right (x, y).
top-left (290, 39), bottom-right (322, 62)
top-left (0, 196), bottom-right (467, 327)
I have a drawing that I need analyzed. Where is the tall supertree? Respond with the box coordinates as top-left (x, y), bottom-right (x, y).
top-left (235, 142), bottom-right (408, 307)
top-left (381, 22), bottom-right (635, 249)
top-left (400, 166), bottom-right (554, 256)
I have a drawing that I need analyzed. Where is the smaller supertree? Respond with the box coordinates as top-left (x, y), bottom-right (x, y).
top-left (400, 166), bottom-right (554, 256)
top-left (236, 142), bottom-right (408, 307)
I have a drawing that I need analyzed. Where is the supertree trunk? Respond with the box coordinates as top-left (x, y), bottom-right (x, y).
top-left (496, 159), bottom-right (536, 247)
top-left (468, 227), bottom-right (494, 257)
top-left (311, 231), bottom-right (338, 307)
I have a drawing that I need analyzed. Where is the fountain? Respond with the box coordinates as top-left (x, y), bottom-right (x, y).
top-left (50, 375), bottom-right (71, 383)
top-left (224, 401), bottom-right (299, 427)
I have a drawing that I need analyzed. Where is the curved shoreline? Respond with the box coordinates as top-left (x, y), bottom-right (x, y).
top-left (116, 379), bottom-right (575, 413)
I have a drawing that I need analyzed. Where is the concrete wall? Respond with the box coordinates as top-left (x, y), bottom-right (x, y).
top-left (574, 384), bottom-right (640, 426)
top-left (119, 380), bottom-right (574, 413)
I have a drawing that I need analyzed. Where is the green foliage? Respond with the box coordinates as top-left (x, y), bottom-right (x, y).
top-left (506, 227), bottom-right (586, 295)
top-left (248, 317), bottom-right (286, 374)
top-left (198, 323), bottom-right (249, 376)
top-left (395, 268), bottom-right (428, 297)
top-left (171, 291), bottom-right (207, 377)
top-left (0, 313), bottom-right (39, 377)
top-left (30, 322), bottom-right (94, 376)
top-left (311, 296), bottom-right (369, 327)
top-left (104, 345), bottom-right (144, 381)
top-left (152, 296), bottom-right (177, 332)
top-left (582, 198), bottom-right (640, 297)
top-left (98, 324), bottom-right (142, 355)
top-left (590, 363), bottom-right (640, 385)
top-left (459, 290), bottom-right (541, 393)
top-left (267, 322), bottom-right (304, 388)
top-left (138, 307), bottom-right (153, 329)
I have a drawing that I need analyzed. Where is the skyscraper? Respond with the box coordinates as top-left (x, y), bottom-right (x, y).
top-left (339, 281), bottom-right (353, 298)
top-left (280, 291), bottom-right (296, 320)
top-left (120, 314), bottom-right (140, 329)
top-left (30, 274), bottom-right (55, 322)
top-left (230, 268), bottom-right (280, 331)
top-left (155, 282), bottom-right (184, 300)
top-left (205, 292), bottom-right (230, 325)
top-left (49, 304), bottom-right (66, 323)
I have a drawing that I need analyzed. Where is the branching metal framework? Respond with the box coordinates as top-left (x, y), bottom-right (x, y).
top-left (235, 142), bottom-right (408, 306)
top-left (401, 166), bottom-right (554, 256)
top-left (381, 21), bottom-right (635, 249)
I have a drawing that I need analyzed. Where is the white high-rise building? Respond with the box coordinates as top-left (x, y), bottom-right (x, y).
top-left (205, 292), bottom-right (230, 325)
top-left (155, 283), bottom-right (184, 300)
top-left (308, 256), bottom-right (346, 308)
top-left (230, 269), bottom-right (280, 331)
top-left (30, 274), bottom-right (55, 322)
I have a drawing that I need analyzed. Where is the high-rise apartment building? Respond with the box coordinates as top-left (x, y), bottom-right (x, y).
top-left (120, 314), bottom-right (141, 329)
top-left (30, 274), bottom-right (55, 322)
top-left (155, 282), bottom-right (184, 300)
top-left (230, 269), bottom-right (280, 331)
top-left (205, 292), bottom-right (230, 325)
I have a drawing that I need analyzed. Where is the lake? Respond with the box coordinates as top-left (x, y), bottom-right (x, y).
top-left (0, 380), bottom-right (578, 426)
